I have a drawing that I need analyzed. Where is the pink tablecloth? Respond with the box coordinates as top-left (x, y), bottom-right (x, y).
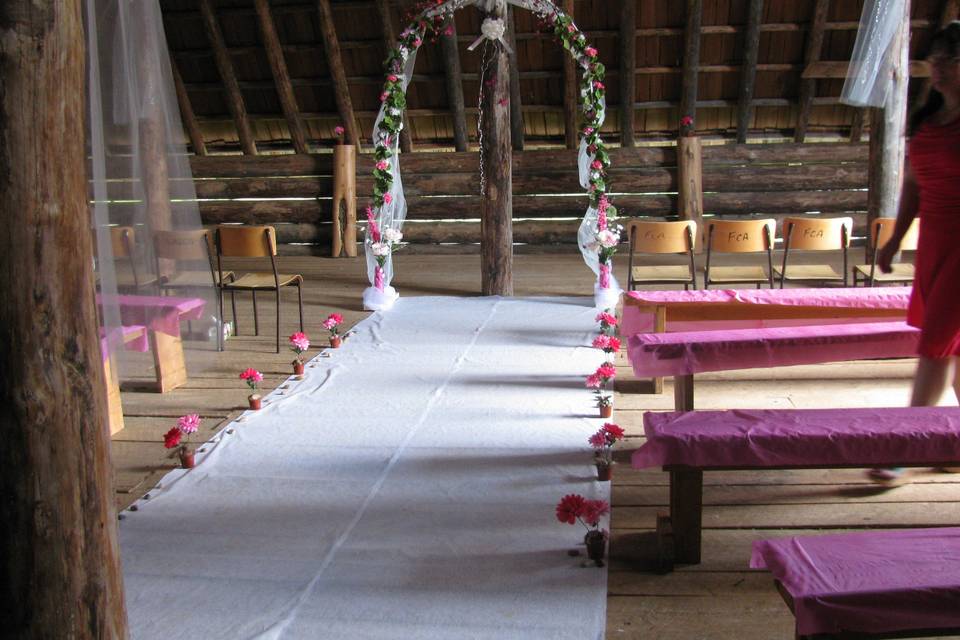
top-left (98, 294), bottom-right (205, 338)
top-left (627, 321), bottom-right (919, 378)
top-left (621, 287), bottom-right (911, 336)
top-left (99, 324), bottom-right (149, 362)
top-left (632, 406), bottom-right (960, 469)
top-left (751, 528), bottom-right (960, 637)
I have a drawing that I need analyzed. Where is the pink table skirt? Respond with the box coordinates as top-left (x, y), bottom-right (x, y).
top-left (751, 528), bottom-right (960, 637)
top-left (626, 321), bottom-right (919, 378)
top-left (98, 294), bottom-right (205, 338)
top-left (621, 287), bottom-right (911, 336)
top-left (632, 406), bottom-right (960, 469)
top-left (99, 325), bottom-right (149, 362)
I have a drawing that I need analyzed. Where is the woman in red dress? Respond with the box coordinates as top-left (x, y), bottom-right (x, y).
top-left (870, 22), bottom-right (960, 483)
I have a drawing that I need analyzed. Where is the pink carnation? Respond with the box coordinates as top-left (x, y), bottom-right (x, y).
top-left (376, 160), bottom-right (389, 171)
top-left (380, 91), bottom-right (389, 102)
top-left (333, 125), bottom-right (345, 136)
top-left (567, 24), bottom-right (576, 33)
top-left (588, 431), bottom-right (607, 448)
top-left (602, 422), bottom-right (625, 440)
top-left (593, 80), bottom-right (605, 90)
top-left (591, 160), bottom-right (603, 170)
top-left (585, 374), bottom-right (601, 389)
top-left (555, 494), bottom-right (586, 524)
top-left (680, 115), bottom-right (694, 127)
top-left (387, 74), bottom-right (399, 82)
top-left (583, 126), bottom-right (594, 135)
top-left (177, 414), bottom-right (200, 435)
top-left (239, 368), bottom-right (263, 389)
top-left (592, 335), bottom-right (612, 350)
top-left (322, 313), bottom-right (343, 331)
top-left (413, 38), bottom-right (422, 47)
top-left (596, 363), bottom-right (616, 379)
top-left (580, 499), bottom-right (609, 526)
top-left (289, 331), bottom-right (310, 352)
top-left (383, 193), bottom-right (393, 204)
top-left (595, 311), bottom-right (618, 326)
top-left (584, 46), bottom-right (598, 58)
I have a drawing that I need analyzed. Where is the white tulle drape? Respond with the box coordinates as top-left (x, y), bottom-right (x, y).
top-left (841, 0), bottom-right (909, 107)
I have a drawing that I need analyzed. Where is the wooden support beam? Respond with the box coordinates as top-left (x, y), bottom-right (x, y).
top-left (562, 0), bottom-right (578, 150)
top-left (507, 7), bottom-right (524, 151)
top-left (440, 22), bottom-right (469, 151)
top-left (373, 0), bottom-right (412, 152)
top-left (678, 136), bottom-right (705, 253)
top-left (795, 0), bottom-right (829, 143)
top-left (803, 60), bottom-right (930, 79)
top-left (736, 0), bottom-right (764, 143)
top-left (171, 60), bottom-right (207, 156)
top-left (0, 0), bottom-right (128, 635)
top-left (619, 0), bottom-right (637, 147)
top-left (137, 6), bottom-right (173, 235)
top-left (480, 8), bottom-right (513, 296)
top-left (200, 0), bottom-right (257, 155)
top-left (316, 0), bottom-right (360, 147)
top-left (849, 108), bottom-right (864, 143)
top-left (255, 0), bottom-right (309, 153)
top-left (680, 0), bottom-right (703, 129)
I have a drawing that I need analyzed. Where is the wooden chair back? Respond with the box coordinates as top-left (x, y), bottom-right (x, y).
top-left (871, 217), bottom-right (919, 252)
top-left (706, 219), bottom-right (775, 253)
top-left (783, 216), bottom-right (852, 251)
top-left (110, 226), bottom-right (135, 258)
top-left (154, 229), bottom-right (215, 261)
top-left (627, 220), bottom-right (696, 254)
top-left (216, 225), bottom-right (277, 258)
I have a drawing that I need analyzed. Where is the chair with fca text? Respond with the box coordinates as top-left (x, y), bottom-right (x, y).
top-left (852, 217), bottom-right (918, 287)
top-left (215, 225), bottom-right (304, 353)
top-left (703, 219), bottom-right (776, 289)
top-left (625, 219), bottom-right (698, 291)
top-left (775, 216), bottom-right (852, 288)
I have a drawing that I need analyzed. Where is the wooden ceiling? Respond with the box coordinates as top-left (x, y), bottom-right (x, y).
top-left (160, 0), bottom-right (955, 153)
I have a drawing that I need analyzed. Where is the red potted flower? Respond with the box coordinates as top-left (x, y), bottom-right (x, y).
top-left (586, 362), bottom-right (617, 418)
top-left (555, 494), bottom-right (610, 566)
top-left (322, 313), bottom-right (344, 348)
top-left (589, 422), bottom-right (625, 481)
top-left (289, 332), bottom-right (310, 377)
top-left (239, 368), bottom-right (264, 409)
top-left (163, 414), bottom-right (201, 469)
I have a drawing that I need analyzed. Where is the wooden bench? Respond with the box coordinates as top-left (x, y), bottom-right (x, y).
top-left (100, 324), bottom-right (149, 435)
top-left (751, 528), bottom-right (960, 639)
top-left (631, 407), bottom-right (960, 569)
top-left (625, 321), bottom-right (920, 411)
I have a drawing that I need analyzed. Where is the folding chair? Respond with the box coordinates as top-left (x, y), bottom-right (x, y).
top-left (625, 219), bottom-right (697, 291)
top-left (775, 216), bottom-right (852, 288)
top-left (852, 217), bottom-right (918, 287)
top-left (704, 219), bottom-right (776, 289)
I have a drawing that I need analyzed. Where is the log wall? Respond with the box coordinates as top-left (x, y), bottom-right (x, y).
top-left (103, 143), bottom-right (868, 254)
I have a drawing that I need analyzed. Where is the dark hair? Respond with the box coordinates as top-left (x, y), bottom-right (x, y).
top-left (909, 21), bottom-right (960, 135)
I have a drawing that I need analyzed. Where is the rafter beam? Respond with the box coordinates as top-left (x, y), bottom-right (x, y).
top-left (170, 59), bottom-right (207, 156)
top-left (199, 0), bottom-right (257, 154)
top-left (440, 22), bottom-right (469, 151)
top-left (680, 0), bottom-right (702, 131)
top-left (794, 0), bottom-right (829, 143)
top-left (374, 0), bottom-right (412, 152)
top-left (619, 0), bottom-right (637, 147)
top-left (255, 0), bottom-right (309, 153)
top-left (803, 60), bottom-right (930, 79)
top-left (316, 0), bottom-right (360, 147)
top-left (507, 7), bottom-right (524, 151)
top-left (562, 0), bottom-right (578, 150)
top-left (736, 0), bottom-right (763, 143)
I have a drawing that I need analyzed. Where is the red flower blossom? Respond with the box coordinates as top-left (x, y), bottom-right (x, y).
top-left (680, 115), bottom-right (694, 127)
top-left (596, 363), bottom-right (616, 379)
top-left (602, 422), bottom-right (625, 440)
top-left (555, 494), bottom-right (586, 524)
top-left (581, 499), bottom-right (610, 526)
top-left (163, 427), bottom-right (182, 449)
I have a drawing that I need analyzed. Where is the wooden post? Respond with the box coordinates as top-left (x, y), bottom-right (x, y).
top-left (374, 0), bottom-right (412, 153)
top-left (680, 0), bottom-right (702, 130)
top-left (255, 0), bottom-right (310, 154)
top-left (795, 0), bottom-right (829, 143)
top-left (849, 108), bottom-right (864, 143)
top-left (506, 7), bottom-right (525, 151)
top-left (480, 10), bottom-right (513, 296)
top-left (317, 0), bottom-right (360, 147)
top-left (440, 23), bottom-right (469, 151)
top-left (678, 136), bottom-right (704, 253)
top-left (171, 60), bottom-right (207, 156)
top-left (137, 6), bottom-right (173, 237)
top-left (331, 144), bottom-right (357, 257)
top-left (0, 0), bottom-right (129, 635)
top-left (652, 305), bottom-right (666, 394)
top-left (868, 0), bottom-right (910, 227)
top-left (619, 0), bottom-right (637, 147)
top-left (562, 0), bottom-right (578, 150)
top-left (736, 0), bottom-right (763, 143)
top-left (669, 468), bottom-right (704, 564)
top-left (200, 0), bottom-right (258, 155)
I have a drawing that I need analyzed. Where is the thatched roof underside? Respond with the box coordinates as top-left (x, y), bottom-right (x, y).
top-left (161, 0), bottom-right (950, 152)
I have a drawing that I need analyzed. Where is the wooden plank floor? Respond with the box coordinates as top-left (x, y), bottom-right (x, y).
top-left (111, 252), bottom-right (959, 639)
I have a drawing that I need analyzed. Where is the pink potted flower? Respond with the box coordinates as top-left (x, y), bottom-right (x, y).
top-left (591, 334), bottom-right (621, 359)
top-left (333, 124), bottom-right (345, 144)
top-left (239, 368), bottom-right (264, 409)
top-left (587, 362), bottom-right (617, 418)
top-left (595, 311), bottom-right (618, 336)
top-left (679, 115), bottom-right (695, 137)
top-left (163, 414), bottom-right (201, 469)
top-left (555, 494), bottom-right (610, 566)
top-left (589, 422), bottom-right (625, 481)
top-left (289, 332), bottom-right (310, 376)
top-left (322, 313), bottom-right (344, 348)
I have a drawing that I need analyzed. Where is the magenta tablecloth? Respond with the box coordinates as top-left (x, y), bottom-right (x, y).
top-left (632, 406), bottom-right (960, 469)
top-left (99, 324), bottom-right (149, 362)
top-left (751, 528), bottom-right (960, 637)
top-left (98, 294), bottom-right (205, 338)
top-left (626, 321), bottom-right (919, 378)
top-left (621, 287), bottom-right (911, 336)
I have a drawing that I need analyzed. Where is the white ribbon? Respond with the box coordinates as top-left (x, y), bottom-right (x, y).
top-left (467, 17), bottom-right (513, 55)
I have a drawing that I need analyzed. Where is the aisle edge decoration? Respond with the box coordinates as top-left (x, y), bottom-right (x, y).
top-left (363, 0), bottom-right (620, 311)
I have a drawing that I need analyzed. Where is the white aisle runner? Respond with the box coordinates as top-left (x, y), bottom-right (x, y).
top-left (121, 297), bottom-right (610, 640)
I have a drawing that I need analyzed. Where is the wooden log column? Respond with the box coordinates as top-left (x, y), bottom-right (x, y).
top-left (678, 135), bottom-right (705, 252)
top-left (137, 5), bottom-right (173, 236)
top-left (736, 0), bottom-right (763, 143)
top-left (317, 0), bottom-right (360, 147)
top-left (331, 144), bottom-right (357, 257)
top-left (680, 0), bottom-right (702, 130)
top-left (480, 26), bottom-right (513, 296)
top-left (619, 0), bottom-right (637, 147)
top-left (506, 7), bottom-right (525, 151)
top-left (795, 0), bottom-right (829, 143)
top-left (440, 22), bottom-right (469, 151)
top-left (0, 1), bottom-right (129, 636)
top-left (171, 61), bottom-right (207, 156)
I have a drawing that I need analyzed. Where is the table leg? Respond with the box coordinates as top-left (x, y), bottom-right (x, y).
top-left (151, 330), bottom-right (188, 393)
top-left (674, 373), bottom-right (694, 411)
top-left (103, 357), bottom-right (125, 435)
top-left (652, 305), bottom-right (666, 394)
top-left (670, 468), bottom-right (703, 564)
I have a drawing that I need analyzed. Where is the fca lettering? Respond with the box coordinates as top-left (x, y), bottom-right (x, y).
top-left (644, 231), bottom-right (666, 240)
top-left (728, 232), bottom-right (750, 242)
top-left (801, 229), bottom-right (824, 238)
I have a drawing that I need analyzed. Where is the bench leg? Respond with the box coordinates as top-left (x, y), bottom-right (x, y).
top-left (652, 305), bottom-right (666, 394)
top-left (674, 373), bottom-right (694, 411)
top-left (670, 468), bottom-right (703, 564)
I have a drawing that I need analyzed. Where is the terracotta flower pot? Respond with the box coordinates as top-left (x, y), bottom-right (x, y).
top-left (178, 447), bottom-right (195, 469)
top-left (330, 335), bottom-right (342, 349)
top-left (248, 394), bottom-right (262, 410)
top-left (585, 530), bottom-right (607, 566)
top-left (599, 405), bottom-right (613, 419)
top-left (596, 463), bottom-right (612, 482)
top-left (293, 361), bottom-right (304, 376)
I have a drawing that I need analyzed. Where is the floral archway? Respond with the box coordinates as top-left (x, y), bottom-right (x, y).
top-left (362, 0), bottom-right (622, 311)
